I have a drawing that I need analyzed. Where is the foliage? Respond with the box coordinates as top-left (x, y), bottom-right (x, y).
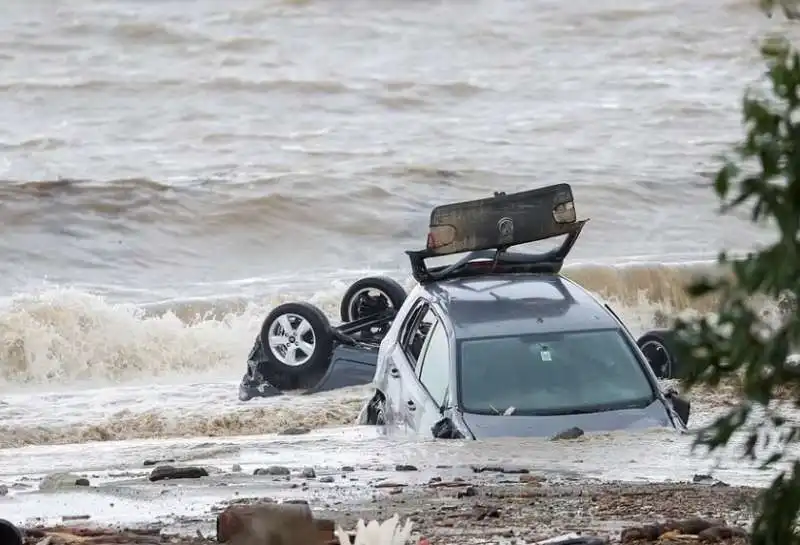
top-left (761, 0), bottom-right (800, 20)
top-left (671, 2), bottom-right (800, 544)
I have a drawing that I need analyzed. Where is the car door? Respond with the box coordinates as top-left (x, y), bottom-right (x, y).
top-left (407, 314), bottom-right (452, 434)
top-left (382, 299), bottom-right (429, 430)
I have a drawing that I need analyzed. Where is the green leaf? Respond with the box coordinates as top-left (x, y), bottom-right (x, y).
top-left (669, 11), bottom-right (800, 541)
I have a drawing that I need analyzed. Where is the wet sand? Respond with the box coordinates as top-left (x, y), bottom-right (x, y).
top-left (316, 477), bottom-right (756, 544)
top-left (2, 389), bottom-right (774, 544)
top-left (11, 457), bottom-right (759, 544)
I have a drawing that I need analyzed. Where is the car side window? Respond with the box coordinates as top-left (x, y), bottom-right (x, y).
top-left (399, 300), bottom-right (427, 348)
top-left (400, 303), bottom-right (439, 369)
top-left (417, 320), bottom-right (450, 408)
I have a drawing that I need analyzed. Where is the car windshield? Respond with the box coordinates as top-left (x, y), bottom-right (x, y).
top-left (457, 328), bottom-right (655, 416)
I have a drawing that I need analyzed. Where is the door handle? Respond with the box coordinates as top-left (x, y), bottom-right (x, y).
top-left (406, 400), bottom-right (416, 411)
top-left (390, 367), bottom-right (400, 378)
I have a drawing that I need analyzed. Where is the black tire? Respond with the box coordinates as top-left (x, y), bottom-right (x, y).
top-left (0, 519), bottom-right (22, 545)
top-left (340, 276), bottom-right (407, 323)
top-left (258, 302), bottom-right (334, 391)
top-left (637, 330), bottom-right (678, 379)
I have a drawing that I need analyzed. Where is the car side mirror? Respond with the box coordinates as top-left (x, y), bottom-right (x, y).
top-left (432, 417), bottom-right (464, 439)
top-left (665, 389), bottom-right (691, 426)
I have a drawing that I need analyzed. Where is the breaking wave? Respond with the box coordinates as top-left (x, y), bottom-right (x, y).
top-left (0, 260), bottom-right (772, 386)
top-left (0, 387), bottom-right (370, 449)
top-left (0, 260), bottom-right (785, 447)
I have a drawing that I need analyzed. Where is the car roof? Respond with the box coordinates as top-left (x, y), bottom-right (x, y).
top-left (422, 273), bottom-right (620, 339)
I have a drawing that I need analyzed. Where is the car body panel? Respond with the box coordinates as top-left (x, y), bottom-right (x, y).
top-left (459, 399), bottom-right (673, 439)
top-left (425, 275), bottom-right (620, 338)
top-left (239, 343), bottom-right (379, 400)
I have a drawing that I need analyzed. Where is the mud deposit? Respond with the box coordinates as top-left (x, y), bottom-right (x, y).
top-left (318, 479), bottom-right (756, 544)
top-left (11, 462), bottom-right (759, 545)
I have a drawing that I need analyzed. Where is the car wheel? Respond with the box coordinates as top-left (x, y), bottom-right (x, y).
top-left (637, 330), bottom-right (678, 379)
top-left (340, 276), bottom-right (407, 323)
top-left (258, 302), bottom-right (335, 391)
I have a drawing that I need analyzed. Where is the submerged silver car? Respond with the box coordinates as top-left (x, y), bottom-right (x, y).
top-left (356, 183), bottom-right (690, 439)
top-left (358, 272), bottom-right (689, 439)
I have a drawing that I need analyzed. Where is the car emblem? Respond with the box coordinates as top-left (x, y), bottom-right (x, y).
top-left (497, 217), bottom-right (514, 241)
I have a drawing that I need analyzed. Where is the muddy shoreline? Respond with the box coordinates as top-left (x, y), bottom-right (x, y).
top-left (14, 465), bottom-right (760, 544)
top-left (314, 479), bottom-right (757, 544)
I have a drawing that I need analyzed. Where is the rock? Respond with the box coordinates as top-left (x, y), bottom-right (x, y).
top-left (457, 486), bottom-right (477, 498)
top-left (254, 466), bottom-right (291, 476)
top-left (395, 464), bottom-right (418, 472)
top-left (620, 518), bottom-right (743, 543)
top-left (143, 458), bottom-right (176, 466)
top-left (697, 525), bottom-right (748, 542)
top-left (498, 466), bottom-right (529, 474)
top-left (301, 467), bottom-right (316, 478)
top-left (620, 524), bottom-right (662, 543)
top-left (341, 466), bottom-right (355, 472)
top-left (550, 427), bottom-right (584, 441)
top-left (470, 465), bottom-right (530, 474)
top-left (148, 465), bottom-right (208, 482)
top-left (692, 474), bottom-right (729, 487)
top-left (279, 427), bottom-right (311, 436)
top-left (319, 476), bottom-right (335, 483)
top-left (62, 514), bottom-right (91, 521)
top-left (470, 465), bottom-right (505, 473)
top-left (39, 472), bottom-right (91, 491)
top-left (669, 517), bottom-right (725, 535)
top-left (473, 506), bottom-right (500, 520)
top-left (0, 485), bottom-right (7, 496)
top-left (536, 535), bottom-right (607, 545)
top-left (232, 464), bottom-right (242, 472)
top-left (216, 503), bottom-right (334, 545)
top-left (374, 481), bottom-right (407, 489)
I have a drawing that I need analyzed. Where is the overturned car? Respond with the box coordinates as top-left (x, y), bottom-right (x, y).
top-left (239, 183), bottom-right (691, 439)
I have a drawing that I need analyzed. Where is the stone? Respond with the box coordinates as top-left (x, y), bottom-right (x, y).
top-left (254, 466), bottom-right (291, 476)
top-left (216, 503), bottom-right (334, 545)
top-left (457, 486), bottom-right (477, 498)
top-left (301, 467), bottom-right (316, 478)
top-left (39, 472), bottom-right (91, 491)
top-left (550, 427), bottom-right (585, 441)
top-left (394, 464), bottom-right (418, 472)
top-left (0, 485), bottom-right (7, 496)
top-left (374, 481), bottom-right (407, 489)
top-left (279, 427), bottom-right (311, 436)
top-left (148, 465), bottom-right (208, 482)
top-left (143, 458), bottom-right (175, 466)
